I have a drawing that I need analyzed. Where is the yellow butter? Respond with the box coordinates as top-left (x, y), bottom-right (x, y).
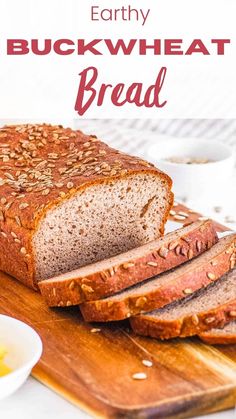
top-left (0, 345), bottom-right (7, 360)
top-left (0, 361), bottom-right (11, 377)
top-left (0, 345), bottom-right (11, 377)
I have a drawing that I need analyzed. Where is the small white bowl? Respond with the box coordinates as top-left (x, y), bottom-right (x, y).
top-left (147, 138), bottom-right (235, 200)
top-left (0, 315), bottom-right (42, 400)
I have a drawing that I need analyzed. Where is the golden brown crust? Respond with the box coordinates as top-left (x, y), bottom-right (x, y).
top-left (81, 233), bottom-right (236, 322)
top-left (130, 300), bottom-right (236, 340)
top-left (0, 123), bottom-right (173, 289)
top-left (39, 220), bottom-right (217, 308)
top-left (199, 332), bottom-right (236, 345)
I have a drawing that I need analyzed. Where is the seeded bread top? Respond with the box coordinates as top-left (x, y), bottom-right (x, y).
top-left (0, 124), bottom-right (171, 229)
top-left (90, 234), bottom-right (235, 303)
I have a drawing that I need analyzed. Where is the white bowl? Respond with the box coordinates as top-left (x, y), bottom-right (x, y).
top-left (147, 138), bottom-right (235, 200)
top-left (0, 315), bottom-right (42, 400)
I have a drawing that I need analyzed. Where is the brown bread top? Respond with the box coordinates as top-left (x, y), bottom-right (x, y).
top-left (0, 123), bottom-right (173, 288)
top-left (0, 124), bottom-right (172, 230)
top-left (80, 233), bottom-right (235, 323)
top-left (130, 266), bottom-right (236, 340)
top-left (39, 220), bottom-right (218, 307)
top-left (199, 321), bottom-right (236, 345)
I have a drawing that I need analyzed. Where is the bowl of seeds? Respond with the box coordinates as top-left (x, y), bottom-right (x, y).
top-left (147, 138), bottom-right (235, 200)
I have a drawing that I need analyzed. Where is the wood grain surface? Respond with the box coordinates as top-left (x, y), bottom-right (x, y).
top-left (0, 204), bottom-right (236, 419)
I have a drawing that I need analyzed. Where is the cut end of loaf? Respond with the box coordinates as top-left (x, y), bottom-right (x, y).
top-left (34, 173), bottom-right (172, 280)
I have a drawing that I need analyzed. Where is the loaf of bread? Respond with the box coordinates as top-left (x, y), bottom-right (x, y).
top-left (199, 321), bottom-right (236, 344)
top-left (130, 265), bottom-right (236, 340)
top-left (39, 220), bottom-right (217, 307)
top-left (80, 234), bottom-right (235, 322)
top-left (0, 124), bottom-right (173, 289)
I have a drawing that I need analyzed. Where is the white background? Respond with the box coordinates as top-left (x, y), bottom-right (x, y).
top-left (0, 119), bottom-right (236, 418)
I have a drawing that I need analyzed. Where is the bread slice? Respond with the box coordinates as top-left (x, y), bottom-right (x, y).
top-left (39, 220), bottom-right (218, 307)
top-left (80, 234), bottom-right (236, 322)
top-left (0, 124), bottom-right (173, 289)
top-left (130, 267), bottom-right (236, 340)
top-left (199, 321), bottom-right (236, 344)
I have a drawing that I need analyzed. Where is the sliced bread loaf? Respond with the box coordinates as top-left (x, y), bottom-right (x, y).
top-left (0, 124), bottom-right (173, 289)
top-left (39, 220), bottom-right (217, 307)
top-left (80, 234), bottom-right (236, 322)
top-left (130, 267), bottom-right (236, 340)
top-left (199, 321), bottom-right (236, 344)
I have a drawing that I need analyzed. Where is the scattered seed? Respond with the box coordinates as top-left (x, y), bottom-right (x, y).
top-left (169, 240), bottom-right (179, 251)
top-left (100, 271), bottom-right (109, 281)
top-left (142, 360), bottom-right (153, 367)
top-left (147, 261), bottom-right (158, 267)
top-left (90, 328), bottom-right (101, 333)
top-left (205, 317), bottom-right (215, 324)
top-left (132, 372), bottom-right (147, 380)
top-left (169, 210), bottom-right (176, 216)
top-left (230, 260), bottom-right (235, 269)
top-left (207, 272), bottom-right (216, 280)
top-left (81, 284), bottom-right (94, 293)
top-left (69, 281), bottom-right (75, 291)
top-left (42, 188), bottom-right (50, 196)
top-left (0, 210), bottom-right (4, 221)
top-left (178, 211), bottom-right (189, 217)
top-left (122, 262), bottom-right (135, 269)
top-left (135, 296), bottom-right (147, 307)
top-left (174, 215), bottom-right (186, 221)
top-left (108, 267), bottom-right (115, 276)
top-left (191, 314), bottom-right (199, 325)
top-left (67, 182), bottom-right (74, 189)
top-left (183, 288), bottom-right (193, 295)
top-left (175, 245), bottom-right (181, 256)
top-left (188, 249), bottom-right (194, 259)
top-left (20, 247), bottom-right (27, 255)
top-left (19, 203), bottom-right (29, 210)
top-left (196, 241), bottom-right (202, 252)
top-left (158, 246), bottom-right (169, 259)
top-left (211, 260), bottom-right (218, 266)
top-left (15, 216), bottom-right (22, 226)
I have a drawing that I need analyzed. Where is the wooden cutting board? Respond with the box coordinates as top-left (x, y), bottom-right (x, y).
top-left (0, 204), bottom-right (236, 419)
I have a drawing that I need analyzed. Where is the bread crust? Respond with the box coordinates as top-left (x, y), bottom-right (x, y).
top-left (199, 326), bottom-right (236, 345)
top-left (0, 124), bottom-right (173, 289)
top-left (81, 234), bottom-right (236, 322)
top-left (130, 299), bottom-right (236, 340)
top-left (39, 220), bottom-right (217, 308)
